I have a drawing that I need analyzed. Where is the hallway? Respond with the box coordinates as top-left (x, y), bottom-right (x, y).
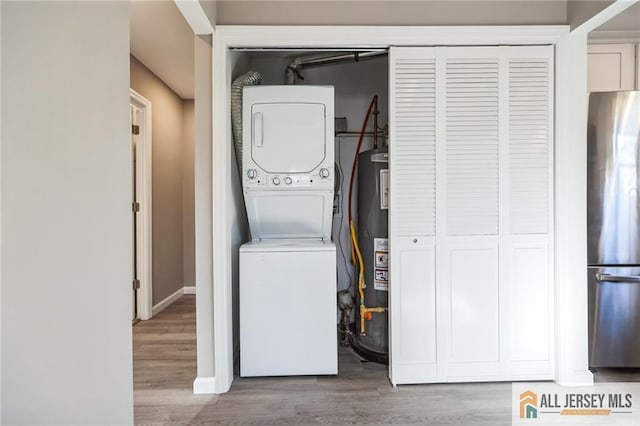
top-left (134, 296), bottom-right (215, 424)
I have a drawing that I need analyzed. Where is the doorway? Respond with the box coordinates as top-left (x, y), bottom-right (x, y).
top-left (131, 103), bottom-right (140, 322)
top-left (129, 89), bottom-right (153, 322)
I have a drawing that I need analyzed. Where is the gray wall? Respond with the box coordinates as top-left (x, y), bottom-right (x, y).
top-left (216, 1), bottom-right (567, 25)
top-left (199, 0), bottom-right (217, 25)
top-left (130, 56), bottom-right (186, 305)
top-left (1, 1), bottom-right (133, 424)
top-left (183, 100), bottom-right (196, 287)
top-left (591, 1), bottom-right (639, 32)
top-left (568, 1), bottom-right (615, 29)
top-left (249, 53), bottom-right (389, 130)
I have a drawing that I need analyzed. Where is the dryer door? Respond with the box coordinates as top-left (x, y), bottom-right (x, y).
top-left (250, 102), bottom-right (326, 174)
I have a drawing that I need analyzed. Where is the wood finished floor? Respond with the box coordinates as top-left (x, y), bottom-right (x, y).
top-left (134, 295), bottom-right (640, 425)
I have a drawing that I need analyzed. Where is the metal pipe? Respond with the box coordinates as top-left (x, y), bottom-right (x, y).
top-left (373, 98), bottom-right (379, 149)
top-left (336, 131), bottom-right (386, 137)
top-left (286, 51), bottom-right (388, 84)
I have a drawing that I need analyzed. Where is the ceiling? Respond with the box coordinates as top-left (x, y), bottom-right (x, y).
top-left (130, 1), bottom-right (195, 99)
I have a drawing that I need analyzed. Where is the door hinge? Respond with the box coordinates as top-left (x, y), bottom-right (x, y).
top-left (132, 202), bottom-right (140, 212)
top-left (132, 125), bottom-right (140, 135)
top-left (133, 279), bottom-right (141, 290)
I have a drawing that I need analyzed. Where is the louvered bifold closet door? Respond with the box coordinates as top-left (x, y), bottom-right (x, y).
top-left (389, 47), bottom-right (438, 384)
top-left (508, 51), bottom-right (551, 235)
top-left (502, 46), bottom-right (554, 379)
top-left (437, 47), bottom-right (501, 380)
top-left (390, 46), bottom-right (554, 385)
top-left (444, 52), bottom-right (499, 236)
top-left (392, 50), bottom-right (437, 237)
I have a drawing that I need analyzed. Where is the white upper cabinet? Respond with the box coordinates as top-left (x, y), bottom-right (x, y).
top-left (389, 45), bottom-right (554, 385)
top-left (587, 44), bottom-right (636, 92)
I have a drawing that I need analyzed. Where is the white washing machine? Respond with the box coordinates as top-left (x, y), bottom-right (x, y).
top-left (240, 86), bottom-right (337, 377)
top-left (240, 239), bottom-right (336, 376)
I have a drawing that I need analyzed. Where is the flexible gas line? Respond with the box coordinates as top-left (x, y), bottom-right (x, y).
top-left (350, 222), bottom-right (386, 334)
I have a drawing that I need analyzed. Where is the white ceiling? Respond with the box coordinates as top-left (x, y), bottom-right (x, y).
top-left (130, 0), bottom-right (195, 99)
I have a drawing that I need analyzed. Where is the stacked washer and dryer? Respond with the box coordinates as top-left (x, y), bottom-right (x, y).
top-left (239, 86), bottom-right (338, 377)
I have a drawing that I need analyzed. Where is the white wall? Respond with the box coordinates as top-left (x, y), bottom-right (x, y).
top-left (1, 1), bottom-right (133, 424)
top-left (194, 34), bottom-right (216, 387)
top-left (555, 31), bottom-right (594, 386)
top-left (1, 1), bottom-right (4, 421)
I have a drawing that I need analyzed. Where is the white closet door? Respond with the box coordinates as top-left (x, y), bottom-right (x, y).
top-left (501, 46), bottom-right (554, 378)
top-left (392, 48), bottom-right (437, 238)
top-left (389, 45), bottom-right (554, 385)
top-left (437, 47), bottom-right (501, 380)
top-left (389, 47), bottom-right (438, 384)
top-left (443, 49), bottom-right (499, 236)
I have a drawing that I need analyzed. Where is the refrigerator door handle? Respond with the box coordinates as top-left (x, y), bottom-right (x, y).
top-left (595, 273), bottom-right (640, 283)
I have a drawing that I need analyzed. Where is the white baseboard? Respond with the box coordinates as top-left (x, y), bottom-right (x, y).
top-left (556, 369), bottom-right (594, 387)
top-left (151, 285), bottom-right (197, 316)
top-left (193, 376), bottom-right (216, 394)
top-left (152, 287), bottom-right (184, 316)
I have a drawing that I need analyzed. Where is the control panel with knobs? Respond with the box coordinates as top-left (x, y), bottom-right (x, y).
top-left (244, 166), bottom-right (333, 188)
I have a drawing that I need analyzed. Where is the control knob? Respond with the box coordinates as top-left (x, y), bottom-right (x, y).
top-left (284, 177), bottom-right (293, 185)
top-left (272, 177), bottom-right (281, 185)
top-left (319, 168), bottom-right (330, 178)
top-left (246, 169), bottom-right (257, 179)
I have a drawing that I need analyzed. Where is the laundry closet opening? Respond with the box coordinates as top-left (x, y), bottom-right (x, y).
top-left (229, 48), bottom-right (390, 376)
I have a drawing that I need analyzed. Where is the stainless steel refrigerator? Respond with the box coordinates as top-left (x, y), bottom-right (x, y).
top-left (588, 91), bottom-right (640, 368)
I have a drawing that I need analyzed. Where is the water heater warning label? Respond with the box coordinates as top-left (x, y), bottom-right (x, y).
top-left (374, 238), bottom-right (389, 291)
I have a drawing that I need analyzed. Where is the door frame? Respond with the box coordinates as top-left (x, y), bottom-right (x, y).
top-left (205, 25), bottom-right (591, 394)
top-left (130, 88), bottom-right (153, 321)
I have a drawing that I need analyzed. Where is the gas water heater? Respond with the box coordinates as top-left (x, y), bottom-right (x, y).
top-left (353, 147), bottom-right (389, 363)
